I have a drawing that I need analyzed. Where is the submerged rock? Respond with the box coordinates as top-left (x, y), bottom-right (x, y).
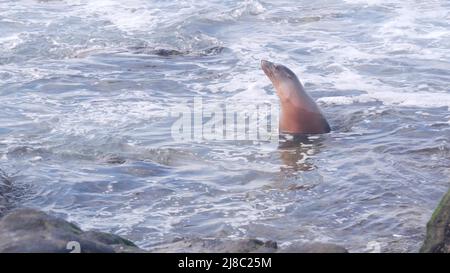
top-left (0, 193), bottom-right (7, 216)
top-left (421, 189), bottom-right (450, 253)
top-left (280, 242), bottom-right (348, 253)
top-left (0, 208), bottom-right (143, 253)
top-left (0, 171), bottom-right (12, 216)
top-left (149, 237), bottom-right (347, 253)
top-left (150, 238), bottom-right (278, 253)
top-left (128, 46), bottom-right (226, 57)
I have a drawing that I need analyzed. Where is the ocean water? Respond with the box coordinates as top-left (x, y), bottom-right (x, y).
top-left (0, 0), bottom-right (449, 252)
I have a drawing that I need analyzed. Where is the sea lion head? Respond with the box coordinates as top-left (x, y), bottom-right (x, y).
top-left (261, 59), bottom-right (331, 135)
top-left (261, 60), bottom-right (300, 101)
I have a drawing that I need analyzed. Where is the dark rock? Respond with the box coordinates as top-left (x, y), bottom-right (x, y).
top-left (201, 46), bottom-right (226, 56)
top-left (0, 171), bottom-right (12, 216)
top-left (0, 208), bottom-right (144, 253)
top-left (149, 237), bottom-right (347, 253)
top-left (0, 206), bottom-right (348, 253)
top-left (421, 189), bottom-right (450, 253)
top-left (279, 242), bottom-right (348, 253)
top-left (128, 46), bottom-right (226, 57)
top-left (99, 154), bottom-right (126, 165)
top-left (149, 238), bottom-right (278, 253)
top-left (82, 231), bottom-right (146, 253)
top-left (151, 48), bottom-right (184, 57)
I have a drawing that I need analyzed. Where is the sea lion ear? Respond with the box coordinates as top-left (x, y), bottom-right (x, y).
top-left (283, 69), bottom-right (295, 79)
top-left (277, 65), bottom-right (295, 79)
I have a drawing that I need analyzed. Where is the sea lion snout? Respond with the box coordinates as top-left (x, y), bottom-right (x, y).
top-left (261, 59), bottom-right (275, 79)
top-left (261, 59), bottom-right (274, 70)
top-left (261, 60), bottom-right (296, 83)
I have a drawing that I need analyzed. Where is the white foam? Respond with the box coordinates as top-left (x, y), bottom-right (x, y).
top-left (229, 0), bottom-right (266, 18)
top-left (69, 0), bottom-right (159, 33)
top-left (343, 0), bottom-right (385, 5)
top-left (318, 95), bottom-right (374, 105)
top-left (0, 33), bottom-right (23, 50)
top-left (374, 2), bottom-right (450, 60)
top-left (319, 91), bottom-right (450, 109)
top-left (314, 63), bottom-right (450, 109)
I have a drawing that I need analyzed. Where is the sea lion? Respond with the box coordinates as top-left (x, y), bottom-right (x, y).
top-left (261, 60), bottom-right (330, 135)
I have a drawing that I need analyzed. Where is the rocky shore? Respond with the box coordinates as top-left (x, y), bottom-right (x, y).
top-left (420, 189), bottom-right (450, 253)
top-left (0, 171), bottom-right (12, 217)
top-left (0, 169), bottom-right (349, 253)
top-left (2, 185), bottom-right (450, 253)
top-left (148, 237), bottom-right (347, 253)
top-left (1, 169), bottom-right (448, 253)
top-left (0, 208), bottom-right (142, 253)
top-left (0, 208), bottom-right (348, 253)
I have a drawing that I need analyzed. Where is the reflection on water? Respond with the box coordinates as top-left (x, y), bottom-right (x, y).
top-left (278, 135), bottom-right (324, 172)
